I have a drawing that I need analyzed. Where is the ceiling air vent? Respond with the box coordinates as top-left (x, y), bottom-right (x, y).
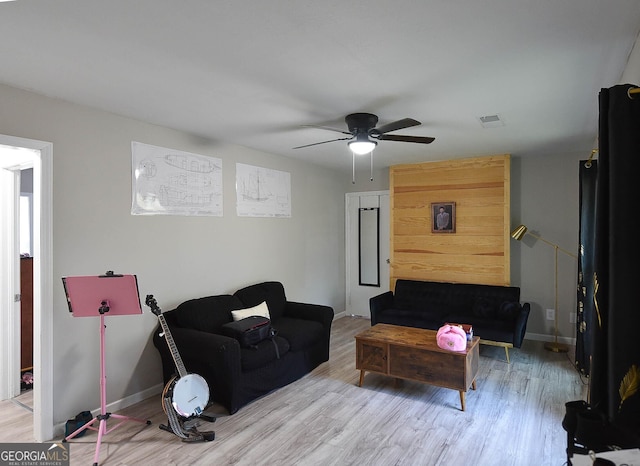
top-left (477, 114), bottom-right (505, 128)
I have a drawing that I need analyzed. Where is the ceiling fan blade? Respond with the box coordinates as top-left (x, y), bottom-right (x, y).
top-left (301, 124), bottom-right (352, 135)
top-left (293, 137), bottom-right (353, 149)
top-left (374, 118), bottom-right (421, 134)
top-left (378, 134), bottom-right (435, 144)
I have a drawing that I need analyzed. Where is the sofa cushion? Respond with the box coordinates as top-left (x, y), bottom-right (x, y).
top-left (393, 280), bottom-right (452, 312)
top-left (472, 297), bottom-right (497, 318)
top-left (273, 316), bottom-right (324, 351)
top-left (231, 301), bottom-right (271, 321)
top-left (174, 295), bottom-right (244, 333)
top-left (234, 281), bottom-right (286, 320)
top-left (498, 301), bottom-right (521, 321)
top-left (470, 320), bottom-right (515, 344)
top-left (240, 335), bottom-right (290, 371)
top-left (376, 309), bottom-right (444, 331)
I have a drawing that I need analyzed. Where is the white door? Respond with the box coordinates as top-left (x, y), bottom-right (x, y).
top-left (346, 191), bottom-right (390, 317)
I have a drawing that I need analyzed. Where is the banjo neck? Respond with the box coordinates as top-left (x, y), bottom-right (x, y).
top-left (145, 294), bottom-right (188, 378)
top-left (156, 313), bottom-right (188, 379)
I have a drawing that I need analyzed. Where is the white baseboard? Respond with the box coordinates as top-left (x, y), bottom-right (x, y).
top-left (524, 332), bottom-right (576, 347)
top-left (334, 310), bottom-right (348, 320)
top-left (55, 383), bottom-right (164, 438)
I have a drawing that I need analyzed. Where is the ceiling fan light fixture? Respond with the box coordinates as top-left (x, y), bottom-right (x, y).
top-left (348, 137), bottom-right (377, 155)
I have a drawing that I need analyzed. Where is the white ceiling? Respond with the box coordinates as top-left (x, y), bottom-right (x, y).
top-left (1, 1), bottom-right (640, 173)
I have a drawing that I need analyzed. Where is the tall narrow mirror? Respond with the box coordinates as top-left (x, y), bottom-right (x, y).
top-left (359, 207), bottom-right (380, 286)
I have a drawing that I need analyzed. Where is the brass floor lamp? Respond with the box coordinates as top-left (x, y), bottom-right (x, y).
top-left (511, 224), bottom-right (578, 353)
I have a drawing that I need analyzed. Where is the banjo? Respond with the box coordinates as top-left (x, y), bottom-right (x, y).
top-left (145, 294), bottom-right (210, 418)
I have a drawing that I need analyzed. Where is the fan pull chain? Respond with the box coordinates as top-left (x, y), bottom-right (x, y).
top-left (351, 150), bottom-right (375, 183)
top-left (370, 151), bottom-right (374, 181)
top-left (352, 152), bottom-right (356, 184)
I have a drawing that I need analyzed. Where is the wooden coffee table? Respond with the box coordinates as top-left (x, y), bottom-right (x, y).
top-left (355, 324), bottom-right (480, 411)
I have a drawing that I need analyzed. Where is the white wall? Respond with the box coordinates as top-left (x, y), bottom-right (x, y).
top-left (619, 29), bottom-right (640, 84)
top-left (0, 83), bottom-right (347, 426)
top-left (510, 151), bottom-right (583, 342)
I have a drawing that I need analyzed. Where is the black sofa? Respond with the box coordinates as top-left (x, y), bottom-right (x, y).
top-left (153, 281), bottom-right (334, 414)
top-left (370, 279), bottom-right (530, 362)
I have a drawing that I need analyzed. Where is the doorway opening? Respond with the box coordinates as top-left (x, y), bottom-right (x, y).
top-left (0, 135), bottom-right (54, 442)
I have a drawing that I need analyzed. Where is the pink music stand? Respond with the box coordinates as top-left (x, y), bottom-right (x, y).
top-left (62, 272), bottom-right (150, 466)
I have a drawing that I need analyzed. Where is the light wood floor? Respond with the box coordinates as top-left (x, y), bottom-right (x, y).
top-left (0, 316), bottom-right (587, 465)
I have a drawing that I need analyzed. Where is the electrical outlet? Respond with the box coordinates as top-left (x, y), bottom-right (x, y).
top-left (546, 308), bottom-right (555, 320)
top-left (570, 312), bottom-right (577, 324)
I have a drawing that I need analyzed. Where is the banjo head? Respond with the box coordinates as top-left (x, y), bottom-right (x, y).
top-left (168, 374), bottom-right (210, 418)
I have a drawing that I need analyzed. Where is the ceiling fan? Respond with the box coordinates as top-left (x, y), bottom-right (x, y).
top-left (294, 112), bottom-right (435, 153)
top-left (294, 113), bottom-right (435, 182)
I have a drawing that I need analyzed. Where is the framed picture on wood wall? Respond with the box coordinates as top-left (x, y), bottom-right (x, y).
top-left (431, 202), bottom-right (456, 233)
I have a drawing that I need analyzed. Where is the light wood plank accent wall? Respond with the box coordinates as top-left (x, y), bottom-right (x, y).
top-left (389, 154), bottom-right (511, 288)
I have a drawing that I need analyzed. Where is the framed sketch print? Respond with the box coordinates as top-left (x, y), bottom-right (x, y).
top-left (431, 202), bottom-right (456, 233)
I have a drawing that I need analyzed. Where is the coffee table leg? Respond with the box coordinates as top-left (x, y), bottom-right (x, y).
top-left (459, 391), bottom-right (466, 411)
top-left (358, 370), bottom-right (365, 387)
top-left (472, 379), bottom-right (477, 390)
